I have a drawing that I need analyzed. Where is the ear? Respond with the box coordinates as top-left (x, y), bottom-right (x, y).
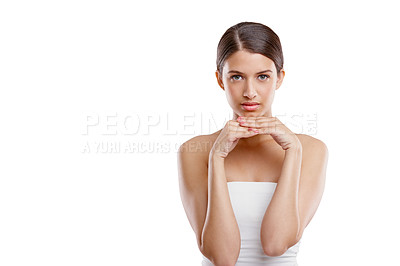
top-left (275, 69), bottom-right (285, 90)
top-left (215, 70), bottom-right (225, 91)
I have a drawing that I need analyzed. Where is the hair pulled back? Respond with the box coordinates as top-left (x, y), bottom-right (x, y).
top-left (216, 22), bottom-right (284, 75)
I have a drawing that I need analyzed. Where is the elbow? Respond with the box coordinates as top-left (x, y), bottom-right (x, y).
top-left (200, 244), bottom-right (238, 266)
top-left (201, 249), bottom-right (238, 266)
top-left (201, 251), bottom-right (237, 266)
top-left (262, 231), bottom-right (301, 257)
top-left (212, 258), bottom-right (237, 266)
top-left (262, 243), bottom-right (288, 257)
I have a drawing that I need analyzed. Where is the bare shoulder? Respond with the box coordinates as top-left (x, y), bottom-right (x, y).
top-left (177, 132), bottom-right (220, 184)
top-left (296, 134), bottom-right (329, 163)
top-left (296, 134), bottom-right (328, 152)
top-left (177, 134), bottom-right (211, 187)
top-left (178, 130), bottom-right (221, 157)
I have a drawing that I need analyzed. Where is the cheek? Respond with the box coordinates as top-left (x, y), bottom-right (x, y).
top-left (224, 88), bottom-right (241, 103)
top-left (262, 82), bottom-right (276, 92)
top-left (226, 87), bottom-right (242, 99)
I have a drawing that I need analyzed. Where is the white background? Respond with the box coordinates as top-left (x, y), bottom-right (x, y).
top-left (1, 0), bottom-right (400, 265)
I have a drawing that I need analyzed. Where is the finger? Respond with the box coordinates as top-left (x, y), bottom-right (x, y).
top-left (237, 116), bottom-right (275, 124)
top-left (231, 123), bottom-right (258, 133)
top-left (230, 124), bottom-right (260, 136)
top-left (237, 116), bottom-right (275, 121)
top-left (240, 128), bottom-right (259, 137)
top-left (238, 120), bottom-right (276, 129)
top-left (231, 120), bottom-right (263, 133)
top-left (255, 125), bottom-right (284, 135)
top-left (241, 130), bottom-right (259, 138)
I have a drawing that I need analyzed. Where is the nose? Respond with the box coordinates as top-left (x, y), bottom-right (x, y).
top-left (243, 80), bottom-right (257, 99)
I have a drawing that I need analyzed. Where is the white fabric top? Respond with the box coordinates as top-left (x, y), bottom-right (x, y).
top-left (201, 181), bottom-right (301, 266)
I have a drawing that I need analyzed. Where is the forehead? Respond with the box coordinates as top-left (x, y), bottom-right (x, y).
top-left (223, 50), bottom-right (275, 73)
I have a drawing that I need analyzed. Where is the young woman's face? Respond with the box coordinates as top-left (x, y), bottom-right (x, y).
top-left (216, 50), bottom-right (285, 117)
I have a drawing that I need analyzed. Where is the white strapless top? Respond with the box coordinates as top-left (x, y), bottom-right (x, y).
top-left (201, 181), bottom-right (301, 266)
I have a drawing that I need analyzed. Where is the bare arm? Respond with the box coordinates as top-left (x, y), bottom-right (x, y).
top-left (260, 146), bottom-right (302, 256)
top-left (201, 152), bottom-right (241, 265)
top-left (178, 139), bottom-right (241, 266)
top-left (260, 137), bottom-right (328, 256)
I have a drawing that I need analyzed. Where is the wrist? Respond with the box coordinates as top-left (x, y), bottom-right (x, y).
top-left (285, 145), bottom-right (302, 154)
top-left (209, 149), bottom-right (226, 162)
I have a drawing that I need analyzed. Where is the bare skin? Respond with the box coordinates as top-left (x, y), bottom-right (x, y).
top-left (205, 129), bottom-right (298, 183)
top-left (182, 129), bottom-right (310, 183)
top-left (177, 50), bottom-right (329, 265)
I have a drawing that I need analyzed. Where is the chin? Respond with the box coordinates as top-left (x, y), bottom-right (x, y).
top-left (239, 110), bottom-right (261, 117)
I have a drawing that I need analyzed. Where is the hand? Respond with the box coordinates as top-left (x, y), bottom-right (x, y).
top-left (236, 116), bottom-right (301, 151)
top-left (211, 119), bottom-right (259, 159)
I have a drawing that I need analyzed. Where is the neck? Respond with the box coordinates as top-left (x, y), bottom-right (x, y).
top-left (232, 110), bottom-right (275, 147)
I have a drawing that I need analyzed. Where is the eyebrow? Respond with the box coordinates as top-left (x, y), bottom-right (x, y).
top-left (227, 69), bottom-right (273, 74)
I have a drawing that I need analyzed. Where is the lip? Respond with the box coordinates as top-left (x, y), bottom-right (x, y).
top-left (241, 104), bottom-right (260, 111)
top-left (241, 102), bottom-right (260, 105)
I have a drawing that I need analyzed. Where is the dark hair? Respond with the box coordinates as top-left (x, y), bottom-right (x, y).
top-left (216, 22), bottom-right (284, 76)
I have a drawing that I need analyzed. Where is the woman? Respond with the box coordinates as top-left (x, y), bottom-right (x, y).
top-left (178, 21), bottom-right (329, 266)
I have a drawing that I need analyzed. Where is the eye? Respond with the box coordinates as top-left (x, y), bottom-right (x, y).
top-left (231, 75), bottom-right (243, 81)
top-left (258, 74), bottom-right (270, 80)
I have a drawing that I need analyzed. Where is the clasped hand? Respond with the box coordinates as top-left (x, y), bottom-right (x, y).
top-left (237, 116), bottom-right (301, 151)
